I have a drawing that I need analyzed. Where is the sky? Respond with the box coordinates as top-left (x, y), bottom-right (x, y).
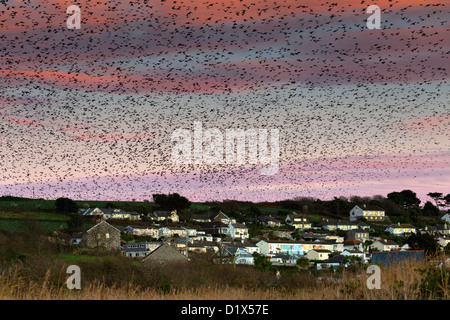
top-left (0, 0), bottom-right (448, 204)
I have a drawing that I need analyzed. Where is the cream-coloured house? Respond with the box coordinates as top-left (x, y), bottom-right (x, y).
top-left (370, 239), bottom-right (399, 251)
top-left (306, 249), bottom-right (331, 261)
top-left (148, 210), bottom-right (179, 222)
top-left (285, 214), bottom-right (312, 229)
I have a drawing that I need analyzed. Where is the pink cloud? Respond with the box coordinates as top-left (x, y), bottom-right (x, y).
top-left (5, 117), bottom-right (42, 127)
top-left (398, 113), bottom-right (450, 131)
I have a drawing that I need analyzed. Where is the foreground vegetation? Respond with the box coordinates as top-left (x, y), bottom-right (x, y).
top-left (0, 229), bottom-right (448, 300)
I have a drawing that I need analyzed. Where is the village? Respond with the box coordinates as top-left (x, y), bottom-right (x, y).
top-left (69, 203), bottom-right (450, 269)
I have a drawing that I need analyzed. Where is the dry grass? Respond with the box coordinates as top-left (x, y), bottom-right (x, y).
top-left (0, 258), bottom-right (447, 300)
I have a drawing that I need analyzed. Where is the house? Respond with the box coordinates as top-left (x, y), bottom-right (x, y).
top-left (438, 237), bottom-right (450, 249)
top-left (189, 231), bottom-right (214, 242)
top-left (78, 208), bottom-right (105, 217)
top-left (124, 226), bottom-right (159, 238)
top-left (258, 216), bottom-right (282, 228)
top-left (124, 242), bottom-right (161, 258)
top-left (306, 249), bottom-right (331, 261)
top-left (256, 240), bottom-right (305, 256)
top-left (79, 208), bottom-right (141, 220)
top-left (182, 227), bottom-right (197, 237)
top-left (317, 255), bottom-right (345, 270)
top-left (201, 222), bottom-right (230, 235)
top-left (370, 239), bottom-right (399, 252)
top-left (341, 249), bottom-right (365, 262)
top-left (141, 243), bottom-right (189, 264)
top-left (81, 220), bottom-right (121, 250)
top-left (319, 220), bottom-right (359, 231)
top-left (270, 253), bottom-right (300, 265)
top-left (350, 204), bottom-right (385, 222)
top-left (346, 228), bottom-right (369, 241)
top-left (386, 223), bottom-right (416, 236)
top-left (343, 240), bottom-right (363, 251)
top-left (371, 250), bottom-right (425, 266)
top-left (212, 211), bottom-right (236, 224)
top-left (285, 214), bottom-right (312, 229)
top-left (187, 241), bottom-right (219, 253)
top-left (225, 247), bottom-right (255, 265)
top-left (228, 222), bottom-right (249, 239)
top-left (423, 224), bottom-right (450, 236)
top-left (223, 240), bottom-right (260, 255)
top-left (148, 210), bottom-right (179, 222)
top-left (191, 214), bottom-right (212, 223)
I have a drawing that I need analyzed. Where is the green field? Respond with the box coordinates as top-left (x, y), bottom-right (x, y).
top-left (0, 211), bottom-right (95, 232)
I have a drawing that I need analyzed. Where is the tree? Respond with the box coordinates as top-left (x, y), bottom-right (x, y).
top-left (427, 192), bottom-right (443, 208)
top-left (387, 190), bottom-right (421, 211)
top-left (152, 193), bottom-right (191, 212)
top-left (406, 232), bottom-right (439, 256)
top-left (67, 214), bottom-right (84, 232)
top-left (55, 197), bottom-right (78, 213)
top-left (423, 201), bottom-right (440, 217)
top-left (296, 257), bottom-right (309, 269)
top-left (253, 253), bottom-right (272, 271)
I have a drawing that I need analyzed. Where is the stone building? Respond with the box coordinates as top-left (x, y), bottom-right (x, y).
top-left (81, 220), bottom-right (121, 250)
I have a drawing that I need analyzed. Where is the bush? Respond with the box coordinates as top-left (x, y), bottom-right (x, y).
top-left (413, 265), bottom-right (449, 299)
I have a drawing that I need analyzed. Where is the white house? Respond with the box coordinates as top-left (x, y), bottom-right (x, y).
top-left (228, 222), bottom-right (249, 239)
top-left (350, 204), bottom-right (385, 222)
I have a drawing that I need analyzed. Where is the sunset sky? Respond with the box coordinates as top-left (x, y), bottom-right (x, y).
top-left (0, 0), bottom-right (448, 203)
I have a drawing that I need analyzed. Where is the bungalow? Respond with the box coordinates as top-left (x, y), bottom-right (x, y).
top-left (341, 249), bottom-right (365, 261)
top-left (258, 216), bottom-right (282, 228)
top-left (370, 239), bottom-right (399, 252)
top-left (148, 210), bottom-right (179, 222)
top-left (350, 204), bottom-right (385, 222)
top-left (228, 222), bottom-right (249, 239)
top-left (306, 249), bottom-right (331, 261)
top-left (317, 255), bottom-right (345, 270)
top-left (285, 214), bottom-right (312, 229)
top-left (386, 223), bottom-right (416, 236)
